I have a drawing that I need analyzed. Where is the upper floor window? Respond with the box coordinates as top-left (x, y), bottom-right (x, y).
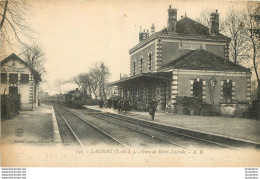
top-left (223, 79), bottom-right (232, 103)
top-left (140, 58), bottom-right (143, 73)
top-left (193, 79), bottom-right (203, 101)
top-left (1, 73), bottom-right (7, 84)
top-left (148, 53), bottom-right (152, 71)
top-left (133, 61), bottom-right (136, 76)
top-left (21, 74), bottom-right (29, 84)
top-left (9, 73), bottom-right (18, 84)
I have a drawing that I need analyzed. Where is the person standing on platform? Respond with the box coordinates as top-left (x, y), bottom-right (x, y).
top-left (118, 98), bottom-right (123, 112)
top-left (149, 98), bottom-right (158, 120)
top-left (124, 99), bottom-right (129, 113)
top-left (99, 99), bottom-right (104, 108)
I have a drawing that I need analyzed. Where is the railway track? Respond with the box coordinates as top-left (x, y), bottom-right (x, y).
top-left (57, 104), bottom-right (186, 148)
top-left (53, 104), bottom-right (127, 147)
top-left (56, 104), bottom-right (239, 149)
top-left (81, 108), bottom-right (239, 150)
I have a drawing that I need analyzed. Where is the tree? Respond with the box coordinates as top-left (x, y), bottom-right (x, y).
top-left (73, 62), bottom-right (111, 100)
top-left (220, 8), bottom-right (248, 64)
top-left (242, 2), bottom-right (260, 119)
top-left (23, 42), bottom-right (46, 75)
top-left (0, 0), bottom-right (32, 51)
top-left (196, 8), bottom-right (214, 28)
top-left (197, 7), bottom-right (248, 64)
top-left (89, 65), bottom-right (100, 99)
top-left (89, 62), bottom-right (110, 100)
top-left (74, 73), bottom-right (93, 99)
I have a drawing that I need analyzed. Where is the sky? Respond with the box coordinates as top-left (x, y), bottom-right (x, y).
top-left (2, 0), bottom-right (247, 94)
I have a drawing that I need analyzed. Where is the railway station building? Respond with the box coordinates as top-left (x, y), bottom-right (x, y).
top-left (1, 53), bottom-right (41, 111)
top-left (110, 5), bottom-right (251, 116)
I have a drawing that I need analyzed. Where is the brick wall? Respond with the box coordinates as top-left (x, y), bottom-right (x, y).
top-left (130, 42), bottom-right (155, 76)
top-left (175, 71), bottom-right (250, 106)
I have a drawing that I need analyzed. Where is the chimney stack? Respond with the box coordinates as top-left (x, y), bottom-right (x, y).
top-left (209, 10), bottom-right (219, 36)
top-left (167, 5), bottom-right (177, 32)
top-left (139, 27), bottom-right (149, 42)
top-left (151, 24), bottom-right (155, 34)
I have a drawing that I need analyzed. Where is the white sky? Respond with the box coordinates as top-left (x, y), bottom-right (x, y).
top-left (2, 0), bottom-right (248, 94)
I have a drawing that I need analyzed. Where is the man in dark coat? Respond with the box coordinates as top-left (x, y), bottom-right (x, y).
top-left (149, 99), bottom-right (158, 120)
top-left (99, 99), bottom-right (104, 108)
top-left (118, 98), bottom-right (123, 112)
top-left (123, 99), bottom-right (130, 113)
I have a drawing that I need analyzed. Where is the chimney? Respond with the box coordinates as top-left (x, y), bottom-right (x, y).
top-left (139, 26), bottom-right (144, 41)
top-left (209, 10), bottom-right (219, 36)
top-left (167, 5), bottom-right (177, 32)
top-left (151, 23), bottom-right (155, 34)
top-left (139, 27), bottom-right (149, 42)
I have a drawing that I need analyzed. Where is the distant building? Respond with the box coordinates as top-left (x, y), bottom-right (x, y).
top-left (0, 53), bottom-right (42, 110)
top-left (110, 6), bottom-right (251, 116)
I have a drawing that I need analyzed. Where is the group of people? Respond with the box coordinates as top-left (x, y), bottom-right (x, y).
top-left (99, 98), bottom-right (130, 113)
top-left (117, 98), bottom-right (130, 113)
top-left (98, 97), bottom-right (158, 120)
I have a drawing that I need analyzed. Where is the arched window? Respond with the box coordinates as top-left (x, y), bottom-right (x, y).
top-left (148, 53), bottom-right (152, 71)
top-left (193, 79), bottom-right (203, 101)
top-left (223, 79), bottom-right (232, 103)
top-left (140, 57), bottom-right (143, 73)
top-left (133, 61), bottom-right (136, 76)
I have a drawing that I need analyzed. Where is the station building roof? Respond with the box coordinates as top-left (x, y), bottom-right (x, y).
top-left (163, 49), bottom-right (250, 72)
top-left (160, 17), bottom-right (227, 37)
top-left (129, 17), bottom-right (230, 54)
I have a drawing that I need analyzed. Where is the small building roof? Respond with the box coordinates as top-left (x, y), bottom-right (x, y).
top-left (163, 49), bottom-right (250, 72)
top-left (0, 53), bottom-right (42, 83)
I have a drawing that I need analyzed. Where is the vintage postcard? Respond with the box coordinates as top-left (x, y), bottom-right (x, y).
top-left (1, 0), bottom-right (260, 167)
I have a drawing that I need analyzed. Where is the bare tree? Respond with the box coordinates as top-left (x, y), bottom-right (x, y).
top-left (196, 8), bottom-right (214, 28)
top-left (242, 2), bottom-right (260, 119)
top-left (73, 62), bottom-right (111, 100)
top-left (23, 42), bottom-right (46, 75)
top-left (0, 0), bottom-right (32, 52)
top-left (89, 62), bottom-right (110, 100)
top-left (55, 79), bottom-right (63, 94)
top-left (221, 8), bottom-right (248, 64)
top-left (89, 63), bottom-right (102, 99)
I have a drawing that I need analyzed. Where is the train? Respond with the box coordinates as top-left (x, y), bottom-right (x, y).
top-left (47, 88), bottom-right (101, 108)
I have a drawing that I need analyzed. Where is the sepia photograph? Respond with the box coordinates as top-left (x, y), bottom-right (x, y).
top-left (0, 0), bottom-right (260, 170)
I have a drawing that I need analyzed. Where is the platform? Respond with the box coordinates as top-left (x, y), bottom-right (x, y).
top-left (84, 105), bottom-right (260, 144)
top-left (1, 104), bottom-right (61, 146)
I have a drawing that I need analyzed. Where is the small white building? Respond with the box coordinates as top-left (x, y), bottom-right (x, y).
top-left (0, 53), bottom-right (42, 110)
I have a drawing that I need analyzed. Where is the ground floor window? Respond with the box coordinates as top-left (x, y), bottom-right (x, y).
top-left (193, 79), bottom-right (203, 101)
top-left (223, 79), bottom-right (232, 103)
